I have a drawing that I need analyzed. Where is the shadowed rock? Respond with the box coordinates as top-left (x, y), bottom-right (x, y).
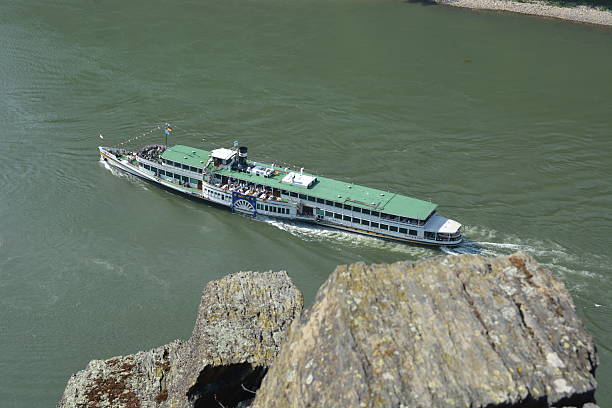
top-left (58, 270), bottom-right (303, 408)
top-left (252, 253), bottom-right (598, 408)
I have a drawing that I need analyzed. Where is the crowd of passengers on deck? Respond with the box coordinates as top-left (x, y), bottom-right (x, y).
top-left (219, 182), bottom-right (282, 201)
top-left (136, 144), bottom-right (166, 161)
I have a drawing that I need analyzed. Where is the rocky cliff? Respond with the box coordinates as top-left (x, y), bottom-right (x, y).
top-left (253, 253), bottom-right (598, 408)
top-left (58, 270), bottom-right (303, 408)
top-left (59, 253), bottom-right (598, 408)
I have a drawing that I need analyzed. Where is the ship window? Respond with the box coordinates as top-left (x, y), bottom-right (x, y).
top-left (166, 160), bottom-right (173, 166)
top-left (159, 170), bottom-right (165, 176)
top-left (343, 215), bottom-right (351, 221)
top-left (361, 219), bottom-right (369, 226)
top-left (265, 205), bottom-right (269, 211)
top-left (399, 228), bottom-right (407, 234)
top-left (325, 211), bottom-right (333, 217)
top-left (425, 232), bottom-right (435, 239)
top-left (354, 207), bottom-right (361, 213)
top-left (371, 222), bottom-right (379, 228)
top-left (409, 229), bottom-right (417, 236)
top-left (182, 176), bottom-right (188, 182)
top-left (380, 224), bottom-right (389, 230)
top-left (189, 166), bottom-right (197, 172)
top-left (334, 202), bottom-right (342, 208)
top-left (166, 172), bottom-right (173, 178)
top-left (343, 204), bottom-right (351, 210)
top-left (290, 192), bottom-right (298, 197)
top-left (362, 209), bottom-right (370, 215)
top-left (390, 226), bottom-right (398, 232)
top-left (325, 200), bottom-right (334, 206)
top-left (352, 217), bottom-right (360, 223)
top-left (307, 196), bottom-right (315, 202)
top-left (316, 198), bottom-right (324, 204)
top-left (181, 164), bottom-right (188, 170)
top-left (190, 178), bottom-right (198, 184)
top-left (174, 162), bottom-right (181, 168)
top-left (371, 211), bottom-right (379, 217)
top-left (334, 213), bottom-right (342, 219)
top-left (299, 194), bottom-right (306, 199)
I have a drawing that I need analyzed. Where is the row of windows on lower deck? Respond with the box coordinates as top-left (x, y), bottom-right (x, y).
top-left (256, 204), bottom-right (290, 215)
top-left (141, 163), bottom-right (200, 187)
top-left (281, 191), bottom-right (430, 226)
top-left (204, 187), bottom-right (231, 202)
top-left (321, 210), bottom-right (419, 236)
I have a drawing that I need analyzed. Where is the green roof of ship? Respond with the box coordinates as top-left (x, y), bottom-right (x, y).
top-left (161, 144), bottom-right (210, 168)
top-left (162, 145), bottom-right (437, 220)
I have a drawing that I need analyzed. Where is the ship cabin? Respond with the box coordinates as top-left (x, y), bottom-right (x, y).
top-left (135, 145), bottom-right (462, 244)
top-left (135, 145), bottom-right (207, 190)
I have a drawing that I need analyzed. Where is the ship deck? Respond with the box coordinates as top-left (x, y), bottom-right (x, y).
top-left (162, 145), bottom-right (437, 221)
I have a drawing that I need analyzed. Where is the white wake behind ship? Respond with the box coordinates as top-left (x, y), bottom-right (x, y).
top-left (99, 142), bottom-right (462, 246)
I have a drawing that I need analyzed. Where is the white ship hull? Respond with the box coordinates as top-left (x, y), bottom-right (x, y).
top-left (99, 146), bottom-right (462, 247)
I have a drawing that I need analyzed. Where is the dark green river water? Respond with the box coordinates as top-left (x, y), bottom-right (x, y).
top-left (1, 0), bottom-right (611, 405)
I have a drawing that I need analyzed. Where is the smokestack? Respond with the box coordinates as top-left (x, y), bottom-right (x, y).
top-left (238, 146), bottom-right (248, 166)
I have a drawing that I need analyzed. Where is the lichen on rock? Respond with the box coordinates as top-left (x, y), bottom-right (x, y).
top-left (252, 253), bottom-right (598, 408)
top-left (58, 270), bottom-right (303, 408)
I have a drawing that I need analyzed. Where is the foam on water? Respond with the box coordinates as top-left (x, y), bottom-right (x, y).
top-left (261, 218), bottom-right (602, 296)
top-left (261, 217), bottom-right (435, 257)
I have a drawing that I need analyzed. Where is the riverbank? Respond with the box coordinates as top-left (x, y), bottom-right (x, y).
top-left (435, 0), bottom-right (612, 26)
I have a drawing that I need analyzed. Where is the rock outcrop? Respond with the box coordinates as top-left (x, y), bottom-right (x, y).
top-left (253, 253), bottom-right (598, 408)
top-left (58, 270), bottom-right (303, 408)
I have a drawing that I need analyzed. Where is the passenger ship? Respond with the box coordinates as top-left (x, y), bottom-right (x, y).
top-left (99, 143), bottom-right (462, 246)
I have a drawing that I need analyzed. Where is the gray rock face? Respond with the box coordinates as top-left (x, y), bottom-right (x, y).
top-left (165, 270), bottom-right (303, 407)
top-left (58, 270), bottom-right (303, 408)
top-left (58, 342), bottom-right (180, 408)
top-left (253, 253), bottom-right (598, 408)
